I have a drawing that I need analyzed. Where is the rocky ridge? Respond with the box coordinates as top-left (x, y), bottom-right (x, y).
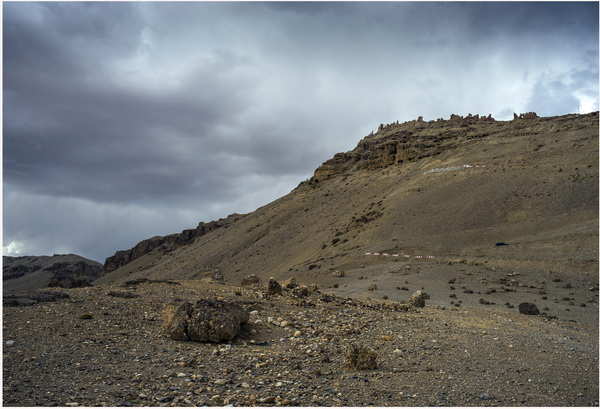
top-left (102, 214), bottom-right (245, 275)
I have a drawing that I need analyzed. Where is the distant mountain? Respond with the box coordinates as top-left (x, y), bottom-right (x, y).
top-left (3, 254), bottom-right (102, 291)
top-left (95, 112), bottom-right (599, 299)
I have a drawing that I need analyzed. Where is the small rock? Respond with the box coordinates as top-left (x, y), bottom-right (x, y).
top-left (292, 286), bottom-right (311, 298)
top-left (241, 274), bottom-right (261, 287)
top-left (5, 340), bottom-right (15, 346)
top-left (214, 379), bottom-right (228, 386)
top-left (344, 344), bottom-right (377, 370)
top-left (480, 393), bottom-right (494, 400)
top-left (409, 290), bottom-right (427, 308)
top-left (267, 278), bottom-right (283, 296)
top-left (282, 277), bottom-right (298, 289)
top-left (294, 330), bottom-right (302, 337)
top-left (518, 302), bottom-right (540, 315)
top-left (259, 396), bottom-right (275, 404)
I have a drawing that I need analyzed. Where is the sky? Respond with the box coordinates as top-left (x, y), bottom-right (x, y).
top-left (3, 1), bottom-right (599, 263)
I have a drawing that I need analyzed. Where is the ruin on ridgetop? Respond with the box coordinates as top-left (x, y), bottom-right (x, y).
top-left (513, 112), bottom-right (539, 120)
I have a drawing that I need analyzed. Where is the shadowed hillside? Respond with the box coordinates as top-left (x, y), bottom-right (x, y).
top-left (3, 254), bottom-right (102, 291)
top-left (95, 112), bottom-right (599, 323)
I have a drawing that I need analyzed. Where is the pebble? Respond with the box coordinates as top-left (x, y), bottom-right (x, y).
top-left (5, 340), bottom-right (15, 346)
top-left (259, 396), bottom-right (275, 403)
top-left (214, 379), bottom-right (228, 386)
top-left (294, 330), bottom-right (302, 337)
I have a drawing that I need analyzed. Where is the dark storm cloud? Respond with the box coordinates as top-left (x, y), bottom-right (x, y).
top-left (3, 2), bottom-right (598, 261)
top-left (4, 3), bottom-right (256, 206)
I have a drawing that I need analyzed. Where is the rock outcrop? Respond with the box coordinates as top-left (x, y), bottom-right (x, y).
top-left (102, 213), bottom-right (245, 275)
top-left (310, 113), bottom-right (499, 181)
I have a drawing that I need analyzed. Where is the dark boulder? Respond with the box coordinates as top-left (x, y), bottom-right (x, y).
top-left (518, 302), bottom-right (540, 315)
top-left (163, 299), bottom-right (249, 342)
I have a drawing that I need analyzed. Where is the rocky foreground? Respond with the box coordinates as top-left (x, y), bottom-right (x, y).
top-left (3, 279), bottom-right (598, 407)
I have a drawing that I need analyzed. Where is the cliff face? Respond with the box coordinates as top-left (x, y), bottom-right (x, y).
top-left (101, 213), bottom-right (245, 275)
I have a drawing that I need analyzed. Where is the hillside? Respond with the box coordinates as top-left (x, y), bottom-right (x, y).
top-left (4, 112), bottom-right (598, 407)
top-left (95, 112), bottom-right (599, 324)
top-left (3, 254), bottom-right (102, 291)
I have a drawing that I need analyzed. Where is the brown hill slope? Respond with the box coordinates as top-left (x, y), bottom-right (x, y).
top-left (3, 254), bottom-right (102, 291)
top-left (95, 112), bottom-right (599, 324)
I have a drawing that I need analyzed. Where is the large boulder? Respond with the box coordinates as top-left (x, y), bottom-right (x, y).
top-left (163, 299), bottom-right (249, 342)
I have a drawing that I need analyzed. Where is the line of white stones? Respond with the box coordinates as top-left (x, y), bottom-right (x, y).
top-left (364, 253), bottom-right (435, 259)
top-left (424, 164), bottom-right (486, 174)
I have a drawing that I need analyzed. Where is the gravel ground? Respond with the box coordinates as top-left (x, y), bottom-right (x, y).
top-left (3, 280), bottom-right (598, 407)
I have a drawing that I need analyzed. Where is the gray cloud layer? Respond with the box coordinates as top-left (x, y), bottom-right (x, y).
top-left (3, 2), bottom-right (598, 262)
